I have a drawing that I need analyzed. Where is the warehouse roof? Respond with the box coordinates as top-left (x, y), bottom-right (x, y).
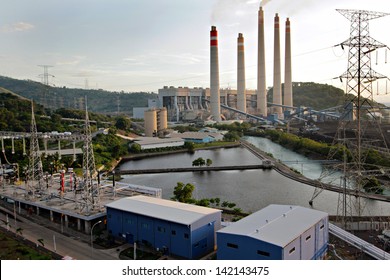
top-left (105, 195), bottom-right (221, 226)
top-left (217, 204), bottom-right (328, 247)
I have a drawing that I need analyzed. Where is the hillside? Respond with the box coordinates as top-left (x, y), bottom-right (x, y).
top-left (0, 76), bottom-right (158, 115)
top-left (267, 82), bottom-right (347, 110)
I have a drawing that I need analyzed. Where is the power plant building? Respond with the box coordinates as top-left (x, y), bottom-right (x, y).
top-left (158, 86), bottom-right (257, 122)
top-left (106, 195), bottom-right (222, 259)
top-left (156, 7), bottom-right (294, 123)
top-left (217, 204), bottom-right (329, 260)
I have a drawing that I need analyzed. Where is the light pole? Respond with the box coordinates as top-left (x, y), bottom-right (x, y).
top-left (90, 220), bottom-right (102, 258)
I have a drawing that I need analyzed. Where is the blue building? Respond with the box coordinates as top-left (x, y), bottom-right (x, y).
top-left (217, 205), bottom-right (328, 260)
top-left (106, 195), bottom-right (221, 259)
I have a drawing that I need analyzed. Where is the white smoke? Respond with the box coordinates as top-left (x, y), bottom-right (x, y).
top-left (260, 0), bottom-right (273, 7)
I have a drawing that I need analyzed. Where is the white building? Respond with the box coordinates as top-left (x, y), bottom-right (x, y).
top-left (217, 204), bottom-right (329, 260)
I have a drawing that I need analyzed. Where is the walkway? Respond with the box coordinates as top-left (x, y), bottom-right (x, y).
top-left (116, 164), bottom-right (272, 175)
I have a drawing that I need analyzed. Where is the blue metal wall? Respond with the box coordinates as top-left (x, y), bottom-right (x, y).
top-left (192, 221), bottom-right (216, 259)
top-left (217, 232), bottom-right (282, 260)
top-left (107, 207), bottom-right (215, 259)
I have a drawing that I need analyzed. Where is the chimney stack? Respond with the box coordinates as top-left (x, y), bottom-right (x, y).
top-left (210, 26), bottom-right (221, 122)
top-left (284, 18), bottom-right (293, 109)
top-left (257, 6), bottom-right (267, 117)
top-left (273, 13), bottom-right (283, 118)
top-left (237, 33), bottom-right (246, 113)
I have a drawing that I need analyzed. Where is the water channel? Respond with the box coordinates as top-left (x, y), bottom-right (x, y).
top-left (119, 136), bottom-right (390, 216)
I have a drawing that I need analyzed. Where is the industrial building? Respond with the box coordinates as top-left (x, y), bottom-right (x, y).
top-left (105, 195), bottom-right (222, 259)
top-left (158, 86), bottom-right (257, 122)
top-left (217, 204), bottom-right (329, 260)
top-left (132, 137), bottom-right (184, 150)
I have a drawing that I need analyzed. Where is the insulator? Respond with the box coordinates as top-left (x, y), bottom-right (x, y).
top-left (58, 140), bottom-right (61, 160)
top-left (376, 50), bottom-right (378, 65)
top-left (377, 80), bottom-right (379, 95)
top-left (11, 138), bottom-right (15, 154)
top-left (44, 139), bottom-right (48, 158)
top-left (23, 138), bottom-right (26, 156)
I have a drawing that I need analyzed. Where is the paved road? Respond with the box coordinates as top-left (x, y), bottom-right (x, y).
top-left (0, 205), bottom-right (125, 260)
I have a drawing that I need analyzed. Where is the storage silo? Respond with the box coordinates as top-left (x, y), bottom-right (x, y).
top-left (157, 108), bottom-right (168, 136)
top-left (144, 109), bottom-right (157, 137)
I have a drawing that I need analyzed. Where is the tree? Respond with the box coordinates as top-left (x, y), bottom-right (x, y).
top-left (130, 143), bottom-right (141, 153)
top-left (184, 141), bottom-right (195, 153)
top-left (206, 158), bottom-right (213, 167)
top-left (172, 182), bottom-right (195, 202)
top-left (192, 157), bottom-right (206, 167)
top-left (363, 176), bottom-right (384, 194)
top-left (115, 116), bottom-right (131, 131)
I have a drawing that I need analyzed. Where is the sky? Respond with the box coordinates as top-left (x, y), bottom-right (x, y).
top-left (1, 0), bottom-right (390, 103)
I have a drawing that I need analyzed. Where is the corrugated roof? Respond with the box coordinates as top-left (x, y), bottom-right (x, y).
top-left (218, 204), bottom-right (328, 247)
top-left (105, 195), bottom-right (221, 226)
top-left (134, 137), bottom-right (184, 145)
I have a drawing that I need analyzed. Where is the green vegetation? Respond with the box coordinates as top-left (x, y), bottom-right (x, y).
top-left (172, 182), bottom-right (195, 203)
top-left (0, 230), bottom-right (53, 260)
top-left (251, 129), bottom-right (389, 194)
top-left (0, 76), bottom-right (157, 115)
top-left (93, 132), bottom-right (130, 167)
top-left (192, 157), bottom-right (212, 167)
top-left (363, 177), bottom-right (384, 194)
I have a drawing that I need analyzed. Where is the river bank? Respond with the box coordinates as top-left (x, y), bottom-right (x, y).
top-left (119, 142), bottom-right (240, 162)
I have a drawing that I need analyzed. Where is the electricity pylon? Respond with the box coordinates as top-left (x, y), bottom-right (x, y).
top-left (311, 9), bottom-right (390, 228)
top-left (81, 97), bottom-right (100, 213)
top-left (27, 100), bottom-right (44, 198)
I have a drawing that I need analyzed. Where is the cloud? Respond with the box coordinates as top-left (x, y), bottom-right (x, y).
top-left (1, 22), bottom-right (35, 33)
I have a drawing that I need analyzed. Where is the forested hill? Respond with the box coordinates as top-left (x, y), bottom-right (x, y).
top-left (0, 76), bottom-right (157, 115)
top-left (1, 76), bottom-right (361, 113)
top-left (268, 82), bottom-right (348, 110)
top-left (0, 87), bottom-right (113, 132)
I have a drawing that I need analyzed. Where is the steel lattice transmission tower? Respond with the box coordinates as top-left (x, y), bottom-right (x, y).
top-left (309, 9), bottom-right (390, 228)
top-left (27, 101), bottom-right (44, 198)
top-left (81, 98), bottom-right (100, 213)
top-left (335, 9), bottom-right (390, 226)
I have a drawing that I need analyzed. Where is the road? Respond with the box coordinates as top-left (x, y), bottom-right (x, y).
top-left (0, 205), bottom-right (123, 260)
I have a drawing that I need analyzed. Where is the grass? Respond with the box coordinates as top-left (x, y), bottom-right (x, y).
top-left (0, 231), bottom-right (52, 260)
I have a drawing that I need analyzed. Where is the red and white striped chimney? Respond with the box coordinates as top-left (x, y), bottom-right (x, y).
top-left (210, 26), bottom-right (221, 122)
top-left (257, 6), bottom-right (267, 117)
top-left (237, 33), bottom-right (246, 113)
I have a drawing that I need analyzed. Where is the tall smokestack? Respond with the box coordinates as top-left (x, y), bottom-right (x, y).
top-left (257, 6), bottom-right (267, 117)
top-left (273, 13), bottom-right (283, 118)
top-left (284, 18), bottom-right (293, 108)
top-left (210, 26), bottom-right (221, 122)
top-left (237, 33), bottom-right (246, 113)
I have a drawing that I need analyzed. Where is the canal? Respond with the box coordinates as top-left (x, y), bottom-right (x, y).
top-left (119, 137), bottom-right (390, 216)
